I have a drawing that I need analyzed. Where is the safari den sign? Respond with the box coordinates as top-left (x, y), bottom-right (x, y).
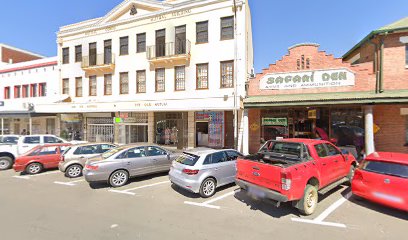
top-left (259, 68), bottom-right (355, 90)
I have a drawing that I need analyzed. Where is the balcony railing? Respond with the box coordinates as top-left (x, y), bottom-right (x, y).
top-left (81, 53), bottom-right (115, 70)
top-left (147, 40), bottom-right (191, 61)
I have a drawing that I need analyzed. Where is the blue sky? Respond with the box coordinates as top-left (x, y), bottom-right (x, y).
top-left (1, 0), bottom-right (408, 72)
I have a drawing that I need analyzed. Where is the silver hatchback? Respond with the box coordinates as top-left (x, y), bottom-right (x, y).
top-left (169, 148), bottom-right (243, 198)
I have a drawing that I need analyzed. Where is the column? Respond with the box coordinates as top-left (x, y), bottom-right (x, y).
top-left (113, 112), bottom-right (120, 144)
top-left (1, 118), bottom-right (3, 135)
top-left (242, 109), bottom-right (249, 155)
top-left (187, 111), bottom-right (195, 149)
top-left (364, 105), bottom-right (375, 155)
top-left (29, 117), bottom-right (32, 135)
top-left (147, 112), bottom-right (154, 144)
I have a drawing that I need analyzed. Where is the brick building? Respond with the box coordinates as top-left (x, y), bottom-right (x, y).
top-left (0, 43), bottom-right (44, 66)
top-left (243, 15), bottom-right (408, 157)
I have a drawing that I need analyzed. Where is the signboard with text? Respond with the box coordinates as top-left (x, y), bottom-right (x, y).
top-left (262, 118), bottom-right (288, 126)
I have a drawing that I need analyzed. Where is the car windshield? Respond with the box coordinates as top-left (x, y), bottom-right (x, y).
top-left (362, 160), bottom-right (408, 179)
top-left (175, 153), bottom-right (200, 166)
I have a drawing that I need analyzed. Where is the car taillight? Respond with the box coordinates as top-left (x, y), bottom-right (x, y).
top-left (85, 164), bottom-right (99, 170)
top-left (182, 169), bottom-right (199, 175)
top-left (281, 172), bottom-right (292, 191)
top-left (353, 170), bottom-right (363, 181)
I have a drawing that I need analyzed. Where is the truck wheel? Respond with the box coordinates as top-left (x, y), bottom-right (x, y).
top-left (347, 165), bottom-right (356, 183)
top-left (0, 156), bottom-right (13, 170)
top-left (299, 184), bottom-right (318, 215)
top-left (26, 163), bottom-right (43, 175)
top-left (199, 178), bottom-right (216, 198)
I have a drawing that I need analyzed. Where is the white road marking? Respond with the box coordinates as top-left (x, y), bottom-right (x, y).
top-left (291, 192), bottom-right (352, 228)
top-left (108, 181), bottom-right (170, 195)
top-left (110, 224), bottom-right (119, 229)
top-left (184, 190), bottom-right (238, 209)
top-left (12, 175), bottom-right (30, 180)
top-left (54, 179), bottom-right (85, 186)
top-left (12, 171), bottom-right (60, 180)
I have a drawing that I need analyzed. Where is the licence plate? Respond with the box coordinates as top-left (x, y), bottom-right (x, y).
top-left (248, 186), bottom-right (265, 199)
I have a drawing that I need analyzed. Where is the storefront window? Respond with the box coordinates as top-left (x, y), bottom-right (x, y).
top-left (196, 111), bottom-right (225, 148)
top-left (331, 108), bottom-right (364, 153)
top-left (155, 112), bottom-right (187, 149)
top-left (60, 114), bottom-right (83, 141)
top-left (117, 112), bottom-right (148, 144)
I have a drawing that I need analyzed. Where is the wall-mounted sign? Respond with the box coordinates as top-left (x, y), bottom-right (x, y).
top-left (250, 123), bottom-right (260, 131)
top-left (259, 68), bottom-right (355, 90)
top-left (61, 114), bottom-right (82, 123)
top-left (150, 9), bottom-right (191, 22)
top-left (262, 118), bottom-right (288, 126)
top-left (308, 109), bottom-right (318, 119)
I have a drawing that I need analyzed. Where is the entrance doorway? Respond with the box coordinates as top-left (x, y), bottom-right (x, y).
top-left (119, 124), bottom-right (148, 144)
top-left (196, 122), bottom-right (209, 146)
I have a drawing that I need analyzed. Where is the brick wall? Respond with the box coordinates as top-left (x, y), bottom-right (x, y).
top-left (1, 47), bottom-right (42, 64)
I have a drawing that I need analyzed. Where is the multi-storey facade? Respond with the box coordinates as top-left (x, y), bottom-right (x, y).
top-left (0, 57), bottom-right (59, 135)
top-left (37, 0), bottom-right (253, 150)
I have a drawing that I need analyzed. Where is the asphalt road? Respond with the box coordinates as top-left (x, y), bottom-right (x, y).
top-left (0, 169), bottom-right (406, 240)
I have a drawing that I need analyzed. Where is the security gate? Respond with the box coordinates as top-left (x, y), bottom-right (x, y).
top-left (86, 117), bottom-right (114, 143)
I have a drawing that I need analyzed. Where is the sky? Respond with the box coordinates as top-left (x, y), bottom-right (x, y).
top-left (1, 0), bottom-right (408, 72)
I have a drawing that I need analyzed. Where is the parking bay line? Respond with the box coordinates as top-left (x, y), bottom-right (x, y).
top-left (109, 181), bottom-right (170, 196)
top-left (184, 190), bottom-right (238, 209)
top-left (291, 192), bottom-right (352, 228)
top-left (54, 179), bottom-right (85, 186)
top-left (12, 171), bottom-right (60, 180)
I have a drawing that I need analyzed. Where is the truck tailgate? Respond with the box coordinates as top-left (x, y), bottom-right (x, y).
top-left (236, 159), bottom-right (282, 193)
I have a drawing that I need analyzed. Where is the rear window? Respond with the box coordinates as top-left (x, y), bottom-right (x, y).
top-left (62, 147), bottom-right (72, 156)
top-left (175, 153), bottom-right (200, 166)
top-left (0, 136), bottom-right (18, 144)
top-left (362, 160), bottom-right (408, 179)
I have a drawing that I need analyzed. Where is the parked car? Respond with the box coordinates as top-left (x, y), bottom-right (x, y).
top-left (352, 152), bottom-right (408, 212)
top-left (235, 139), bottom-right (357, 215)
top-left (0, 134), bottom-right (85, 171)
top-left (13, 143), bottom-right (71, 175)
top-left (58, 143), bottom-right (117, 178)
top-left (83, 145), bottom-right (179, 187)
top-left (169, 148), bottom-right (243, 198)
top-left (0, 135), bottom-right (20, 145)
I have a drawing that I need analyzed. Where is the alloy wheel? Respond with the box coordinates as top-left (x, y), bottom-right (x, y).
top-left (111, 171), bottom-right (127, 187)
top-left (67, 165), bottom-right (82, 178)
top-left (0, 160), bottom-right (10, 170)
top-left (28, 164), bottom-right (41, 174)
top-left (202, 179), bottom-right (215, 196)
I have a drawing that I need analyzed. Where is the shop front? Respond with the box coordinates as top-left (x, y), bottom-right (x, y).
top-left (195, 111), bottom-right (234, 149)
top-left (0, 112), bottom-right (58, 135)
top-left (60, 114), bottom-right (84, 140)
top-left (154, 112), bottom-right (188, 149)
top-left (116, 112), bottom-right (148, 144)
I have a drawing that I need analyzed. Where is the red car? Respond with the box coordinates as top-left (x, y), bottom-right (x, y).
top-left (13, 143), bottom-right (71, 175)
top-left (352, 152), bottom-right (408, 212)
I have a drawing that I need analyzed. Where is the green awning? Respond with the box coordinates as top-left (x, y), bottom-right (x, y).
top-left (244, 90), bottom-right (408, 108)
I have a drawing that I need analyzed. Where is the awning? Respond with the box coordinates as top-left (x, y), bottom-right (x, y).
top-left (0, 111), bottom-right (57, 118)
top-left (244, 90), bottom-right (408, 108)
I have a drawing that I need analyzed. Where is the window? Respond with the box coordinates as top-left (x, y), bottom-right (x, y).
top-left (362, 160), bottom-right (408, 179)
top-left (62, 47), bottom-right (69, 64)
top-left (4, 87), bottom-right (10, 99)
top-left (197, 63), bottom-right (209, 89)
top-left (22, 85), bottom-right (29, 98)
top-left (89, 76), bottom-right (97, 96)
top-left (137, 33), bottom-right (146, 53)
top-left (120, 36), bottom-right (129, 55)
top-left (75, 77), bottom-right (83, 97)
top-left (175, 153), bottom-right (200, 166)
top-left (118, 147), bottom-right (146, 159)
top-left (196, 21), bottom-right (208, 43)
top-left (147, 146), bottom-right (167, 156)
top-left (44, 136), bottom-right (63, 143)
top-left (325, 143), bottom-right (340, 156)
top-left (30, 84), bottom-right (37, 97)
top-left (155, 68), bottom-right (165, 92)
top-left (175, 66), bottom-right (185, 91)
top-left (39, 83), bottom-right (46, 97)
top-left (136, 70), bottom-right (146, 93)
top-left (38, 146), bottom-right (58, 155)
top-left (74, 145), bottom-right (98, 155)
top-left (62, 78), bottom-right (69, 95)
top-left (226, 150), bottom-right (242, 161)
top-left (89, 42), bottom-right (97, 66)
top-left (221, 16), bottom-right (234, 40)
top-left (104, 74), bottom-right (112, 95)
top-left (221, 61), bottom-right (234, 88)
top-left (97, 144), bottom-right (115, 154)
top-left (23, 136), bottom-right (40, 144)
top-left (205, 151), bottom-right (227, 165)
top-left (120, 72), bottom-right (129, 94)
top-left (314, 144), bottom-right (328, 158)
top-left (75, 45), bottom-right (82, 62)
top-left (14, 86), bottom-right (21, 98)
top-left (104, 40), bottom-right (112, 64)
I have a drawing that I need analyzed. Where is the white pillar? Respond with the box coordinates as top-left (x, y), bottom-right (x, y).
top-left (243, 109), bottom-right (249, 155)
top-left (29, 117), bottom-right (32, 135)
top-left (364, 105), bottom-right (375, 155)
top-left (147, 112), bottom-right (154, 144)
top-left (1, 118), bottom-right (3, 135)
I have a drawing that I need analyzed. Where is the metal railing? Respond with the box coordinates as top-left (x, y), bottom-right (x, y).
top-left (147, 40), bottom-right (191, 60)
top-left (82, 53), bottom-right (115, 68)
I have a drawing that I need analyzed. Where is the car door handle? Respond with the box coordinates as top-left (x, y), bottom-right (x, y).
top-left (322, 163), bottom-right (327, 166)
top-left (334, 160), bottom-right (338, 163)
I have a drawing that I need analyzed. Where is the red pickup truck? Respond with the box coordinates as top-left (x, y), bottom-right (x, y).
top-left (236, 139), bottom-right (357, 215)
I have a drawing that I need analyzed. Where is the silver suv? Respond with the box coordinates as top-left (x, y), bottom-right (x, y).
top-left (169, 148), bottom-right (243, 198)
top-left (58, 143), bottom-right (117, 178)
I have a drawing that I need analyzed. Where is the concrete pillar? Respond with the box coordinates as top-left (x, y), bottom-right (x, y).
top-left (188, 111), bottom-right (195, 149)
top-left (29, 117), bottom-right (32, 135)
top-left (1, 118), bottom-right (3, 135)
top-left (147, 112), bottom-right (154, 144)
top-left (113, 112), bottom-right (120, 144)
top-left (242, 109), bottom-right (249, 155)
top-left (364, 105), bottom-right (375, 155)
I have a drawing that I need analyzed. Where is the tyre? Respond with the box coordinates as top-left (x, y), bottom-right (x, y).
top-left (26, 163), bottom-right (43, 175)
top-left (347, 165), bottom-right (356, 183)
top-left (65, 164), bottom-right (83, 178)
top-left (199, 178), bottom-right (217, 198)
top-left (109, 170), bottom-right (129, 188)
top-left (298, 184), bottom-right (318, 215)
top-left (0, 156), bottom-right (13, 170)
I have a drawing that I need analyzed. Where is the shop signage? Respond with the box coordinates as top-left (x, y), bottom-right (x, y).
top-left (308, 109), bottom-right (317, 119)
top-left (262, 118), bottom-right (287, 126)
top-left (61, 114), bottom-right (82, 123)
top-left (259, 68), bottom-right (355, 90)
top-left (250, 123), bottom-right (260, 131)
top-left (115, 117), bottom-right (139, 124)
top-left (373, 123), bottom-right (380, 134)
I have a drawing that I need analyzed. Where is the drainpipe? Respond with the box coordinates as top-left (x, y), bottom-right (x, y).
top-left (368, 39), bottom-right (379, 93)
top-left (378, 36), bottom-right (385, 93)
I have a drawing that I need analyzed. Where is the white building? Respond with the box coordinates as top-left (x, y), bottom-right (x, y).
top-left (0, 57), bottom-right (59, 135)
top-left (37, 0), bottom-right (253, 150)
top-left (0, 43), bottom-right (44, 66)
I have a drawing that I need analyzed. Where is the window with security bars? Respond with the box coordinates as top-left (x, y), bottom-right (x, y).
top-left (136, 70), bottom-right (146, 93)
top-left (221, 61), bottom-right (234, 88)
top-left (75, 45), bottom-right (82, 62)
top-left (137, 33), bottom-right (146, 53)
top-left (120, 36), bottom-right (129, 55)
top-left (175, 66), bottom-right (185, 91)
top-left (62, 78), bottom-right (69, 95)
top-left (155, 68), bottom-right (165, 92)
top-left (89, 76), bottom-right (97, 96)
top-left (75, 77), bottom-right (82, 97)
top-left (120, 72), bottom-right (129, 94)
top-left (197, 63), bottom-right (209, 89)
top-left (104, 74), bottom-right (112, 95)
top-left (221, 16), bottom-right (234, 40)
top-left (196, 21), bottom-right (208, 43)
top-left (62, 47), bottom-right (69, 64)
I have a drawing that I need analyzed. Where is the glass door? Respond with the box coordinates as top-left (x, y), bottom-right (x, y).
top-left (175, 25), bottom-right (186, 54)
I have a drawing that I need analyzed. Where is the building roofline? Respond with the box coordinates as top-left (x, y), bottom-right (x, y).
top-left (0, 43), bottom-right (46, 59)
top-left (0, 57), bottom-right (57, 74)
